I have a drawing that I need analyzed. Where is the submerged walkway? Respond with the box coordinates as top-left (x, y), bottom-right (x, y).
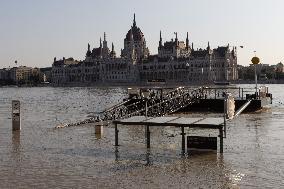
top-left (113, 116), bottom-right (225, 154)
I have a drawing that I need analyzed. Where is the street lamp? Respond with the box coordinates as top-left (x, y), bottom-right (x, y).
top-left (141, 89), bottom-right (150, 117)
top-left (14, 60), bottom-right (18, 86)
top-left (141, 89), bottom-right (151, 148)
top-left (251, 55), bottom-right (260, 98)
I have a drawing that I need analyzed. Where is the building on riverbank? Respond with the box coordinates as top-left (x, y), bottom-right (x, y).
top-left (237, 62), bottom-right (284, 81)
top-left (0, 66), bottom-right (34, 85)
top-left (0, 66), bottom-right (50, 86)
top-left (51, 14), bottom-right (238, 86)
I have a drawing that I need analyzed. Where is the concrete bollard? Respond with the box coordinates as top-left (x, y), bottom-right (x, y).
top-left (12, 100), bottom-right (21, 131)
top-left (225, 93), bottom-right (235, 120)
top-left (95, 121), bottom-right (104, 135)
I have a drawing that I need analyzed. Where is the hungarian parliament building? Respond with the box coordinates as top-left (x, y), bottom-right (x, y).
top-left (52, 15), bottom-right (238, 86)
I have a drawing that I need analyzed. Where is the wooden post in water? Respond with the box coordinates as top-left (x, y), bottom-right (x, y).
top-left (12, 100), bottom-right (21, 131)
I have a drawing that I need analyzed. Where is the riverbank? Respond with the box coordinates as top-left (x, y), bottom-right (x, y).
top-left (2, 79), bottom-right (284, 88)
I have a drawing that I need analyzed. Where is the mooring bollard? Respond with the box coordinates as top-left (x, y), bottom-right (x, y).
top-left (95, 121), bottom-right (104, 135)
top-left (12, 100), bottom-right (21, 131)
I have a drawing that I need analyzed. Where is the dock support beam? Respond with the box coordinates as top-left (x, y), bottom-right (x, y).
top-left (146, 125), bottom-right (150, 148)
top-left (219, 127), bottom-right (223, 153)
top-left (181, 126), bottom-right (185, 154)
top-left (115, 123), bottom-right (119, 146)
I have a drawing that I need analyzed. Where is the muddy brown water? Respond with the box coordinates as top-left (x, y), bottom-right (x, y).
top-left (0, 85), bottom-right (283, 188)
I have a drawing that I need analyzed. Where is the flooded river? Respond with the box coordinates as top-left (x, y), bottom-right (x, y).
top-left (0, 84), bottom-right (283, 188)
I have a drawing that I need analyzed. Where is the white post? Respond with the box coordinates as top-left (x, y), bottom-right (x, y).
top-left (12, 100), bottom-right (21, 131)
top-left (145, 100), bottom-right (148, 117)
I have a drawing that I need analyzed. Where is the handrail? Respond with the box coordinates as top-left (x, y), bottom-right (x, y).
top-left (234, 100), bottom-right (252, 117)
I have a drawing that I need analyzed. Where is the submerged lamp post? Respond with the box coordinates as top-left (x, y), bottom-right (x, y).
top-left (251, 56), bottom-right (260, 97)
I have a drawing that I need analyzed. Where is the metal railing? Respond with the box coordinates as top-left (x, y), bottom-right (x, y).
top-left (57, 86), bottom-right (270, 128)
top-left (97, 87), bottom-right (203, 121)
top-left (201, 87), bottom-right (257, 100)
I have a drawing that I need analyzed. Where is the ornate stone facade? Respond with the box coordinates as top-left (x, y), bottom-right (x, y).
top-left (51, 14), bottom-right (238, 86)
top-left (121, 14), bottom-right (150, 62)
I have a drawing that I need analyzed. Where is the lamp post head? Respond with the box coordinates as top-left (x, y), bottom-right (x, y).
top-left (251, 57), bottom-right (260, 65)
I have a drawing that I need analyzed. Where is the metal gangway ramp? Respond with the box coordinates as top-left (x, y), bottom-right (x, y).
top-left (98, 87), bottom-right (204, 122)
top-left (56, 87), bottom-right (204, 128)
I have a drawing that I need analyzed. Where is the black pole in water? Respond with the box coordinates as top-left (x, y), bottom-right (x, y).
top-left (223, 95), bottom-right (227, 138)
top-left (181, 126), bottom-right (185, 154)
top-left (219, 127), bottom-right (223, 153)
top-left (115, 123), bottom-right (119, 146)
top-left (145, 100), bottom-right (148, 140)
top-left (146, 125), bottom-right (150, 148)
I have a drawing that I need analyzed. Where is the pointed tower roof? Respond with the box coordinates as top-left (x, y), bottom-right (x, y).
top-left (159, 30), bottom-right (163, 47)
top-left (86, 43), bottom-right (91, 57)
top-left (110, 42), bottom-right (116, 58)
top-left (133, 13), bottom-right (136, 27)
top-left (186, 32), bottom-right (189, 49)
top-left (125, 14), bottom-right (144, 41)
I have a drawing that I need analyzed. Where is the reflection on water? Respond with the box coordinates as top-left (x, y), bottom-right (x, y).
top-left (11, 131), bottom-right (21, 169)
top-left (0, 85), bottom-right (283, 188)
top-left (12, 131), bottom-right (21, 152)
top-left (95, 133), bottom-right (103, 140)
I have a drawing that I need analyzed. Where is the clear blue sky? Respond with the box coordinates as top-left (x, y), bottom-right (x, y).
top-left (0, 0), bottom-right (283, 68)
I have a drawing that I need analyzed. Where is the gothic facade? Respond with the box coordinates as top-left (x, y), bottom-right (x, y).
top-left (51, 14), bottom-right (238, 86)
